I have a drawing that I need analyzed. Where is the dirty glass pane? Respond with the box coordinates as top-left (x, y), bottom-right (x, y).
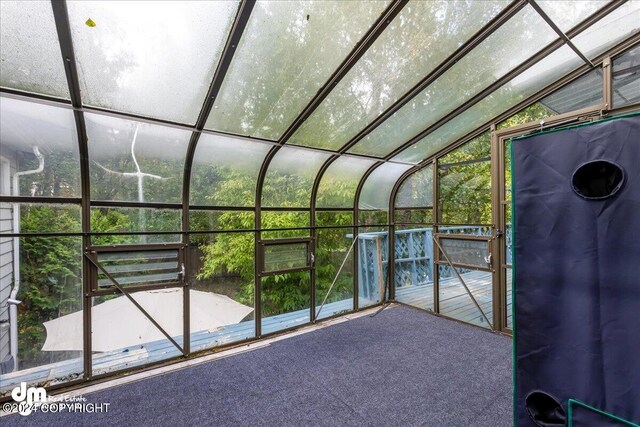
top-left (0, 1), bottom-right (69, 98)
top-left (347, 5), bottom-right (557, 157)
top-left (571, 2), bottom-right (640, 60)
top-left (359, 162), bottom-right (412, 210)
top-left (263, 242), bottom-right (309, 273)
top-left (205, 0), bottom-right (390, 140)
top-left (68, 1), bottom-right (238, 123)
top-left (395, 165), bottom-right (433, 208)
top-left (190, 134), bottom-right (272, 207)
top-left (289, 0), bottom-right (508, 150)
top-left (86, 113), bottom-right (191, 203)
top-left (262, 146), bottom-right (330, 208)
top-left (316, 156), bottom-right (377, 208)
top-left (393, 46), bottom-right (583, 164)
top-left (536, 1), bottom-right (607, 32)
top-left (612, 44), bottom-right (640, 108)
top-left (0, 97), bottom-right (80, 197)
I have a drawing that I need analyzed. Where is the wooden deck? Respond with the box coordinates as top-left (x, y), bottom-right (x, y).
top-left (396, 270), bottom-right (513, 329)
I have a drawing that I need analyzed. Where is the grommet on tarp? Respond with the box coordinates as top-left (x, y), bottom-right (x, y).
top-left (571, 159), bottom-right (625, 200)
top-left (525, 391), bottom-right (567, 427)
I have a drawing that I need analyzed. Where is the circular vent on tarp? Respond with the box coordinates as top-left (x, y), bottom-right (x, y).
top-left (572, 160), bottom-right (625, 200)
top-left (525, 391), bottom-right (567, 427)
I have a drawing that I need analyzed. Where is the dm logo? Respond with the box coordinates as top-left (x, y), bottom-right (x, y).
top-left (11, 382), bottom-right (47, 416)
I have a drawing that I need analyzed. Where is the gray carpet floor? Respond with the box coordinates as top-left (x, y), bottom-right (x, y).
top-left (3, 305), bottom-right (513, 427)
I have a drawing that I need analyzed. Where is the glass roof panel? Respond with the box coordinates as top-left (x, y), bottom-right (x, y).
top-left (347, 5), bottom-right (558, 158)
top-left (262, 147), bottom-right (331, 208)
top-left (0, 1), bottom-right (69, 99)
top-left (571, 2), bottom-right (640, 59)
top-left (396, 165), bottom-right (433, 208)
top-left (536, 1), bottom-right (608, 32)
top-left (205, 0), bottom-right (390, 140)
top-left (538, 67), bottom-right (603, 114)
top-left (0, 96), bottom-right (80, 197)
top-left (86, 113), bottom-right (191, 203)
top-left (612, 44), bottom-right (640, 108)
top-left (393, 45), bottom-right (583, 164)
top-left (288, 0), bottom-right (509, 151)
top-left (68, 1), bottom-right (238, 124)
top-left (359, 162), bottom-right (412, 210)
top-left (190, 134), bottom-right (272, 207)
top-left (316, 156), bottom-right (377, 208)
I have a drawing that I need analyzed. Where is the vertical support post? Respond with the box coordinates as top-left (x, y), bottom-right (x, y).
top-left (432, 159), bottom-right (440, 313)
top-left (602, 56), bottom-right (613, 111)
top-left (490, 124), bottom-right (503, 332)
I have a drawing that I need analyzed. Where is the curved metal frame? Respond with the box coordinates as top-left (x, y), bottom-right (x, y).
top-left (1, 0), bottom-right (639, 398)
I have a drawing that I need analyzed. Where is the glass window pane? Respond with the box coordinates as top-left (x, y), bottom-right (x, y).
top-left (612, 44), bottom-right (640, 108)
top-left (536, 1), bottom-right (608, 32)
top-left (86, 113), bottom-right (191, 204)
top-left (90, 207), bottom-right (181, 245)
top-left (0, 97), bottom-right (80, 197)
top-left (357, 226), bottom-right (389, 308)
top-left (538, 67), bottom-right (603, 114)
top-left (0, 1), bottom-right (69, 99)
top-left (263, 242), bottom-right (309, 273)
top-left (395, 165), bottom-right (433, 208)
top-left (316, 156), bottom-right (377, 208)
top-left (359, 162), bottom-right (412, 210)
top-left (395, 227), bottom-right (434, 311)
top-left (261, 271), bottom-right (310, 334)
top-left (316, 227), bottom-right (355, 320)
top-left (1, 203), bottom-right (81, 234)
top-left (0, 236), bottom-right (83, 391)
top-left (190, 134), bottom-right (272, 207)
top-left (261, 211), bottom-right (310, 239)
top-left (189, 232), bottom-right (255, 352)
top-left (190, 210), bottom-right (254, 232)
top-left (288, 0), bottom-right (509, 150)
top-left (393, 46), bottom-right (583, 164)
top-left (438, 266), bottom-right (492, 329)
top-left (205, 0), bottom-right (390, 140)
top-left (347, 5), bottom-right (558, 157)
top-left (438, 134), bottom-right (491, 225)
top-left (439, 238), bottom-right (489, 268)
top-left (261, 147), bottom-right (330, 208)
top-left (68, 1), bottom-right (238, 123)
top-left (571, 2), bottom-right (640, 60)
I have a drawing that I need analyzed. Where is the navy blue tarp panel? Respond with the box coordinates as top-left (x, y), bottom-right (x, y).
top-left (512, 115), bottom-right (640, 427)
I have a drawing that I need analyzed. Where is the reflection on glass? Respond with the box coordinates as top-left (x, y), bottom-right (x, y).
top-left (438, 266), bottom-right (492, 329)
top-left (189, 233), bottom-right (255, 352)
top-left (395, 165), bottom-right (433, 208)
top-left (438, 134), bottom-right (491, 224)
top-left (612, 45), bottom-right (640, 108)
top-left (1, 97), bottom-right (80, 197)
top-left (0, 1), bottom-right (69, 98)
top-left (348, 5), bottom-right (557, 157)
top-left (506, 267), bottom-right (513, 329)
top-left (86, 113), bottom-right (190, 204)
top-left (263, 242), bottom-right (308, 273)
top-left (190, 133), bottom-right (271, 207)
top-left (393, 46), bottom-right (583, 163)
top-left (359, 162), bottom-right (412, 210)
top-left (0, 237), bottom-right (83, 394)
top-left (92, 289), bottom-right (183, 376)
top-left (394, 227), bottom-right (434, 311)
top-left (261, 271), bottom-right (310, 334)
top-left (206, 0), bottom-right (390, 140)
top-left (316, 156), bottom-right (376, 208)
top-left (289, 0), bottom-right (508, 150)
top-left (68, 1), bottom-right (238, 123)
top-left (262, 146), bottom-right (330, 208)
